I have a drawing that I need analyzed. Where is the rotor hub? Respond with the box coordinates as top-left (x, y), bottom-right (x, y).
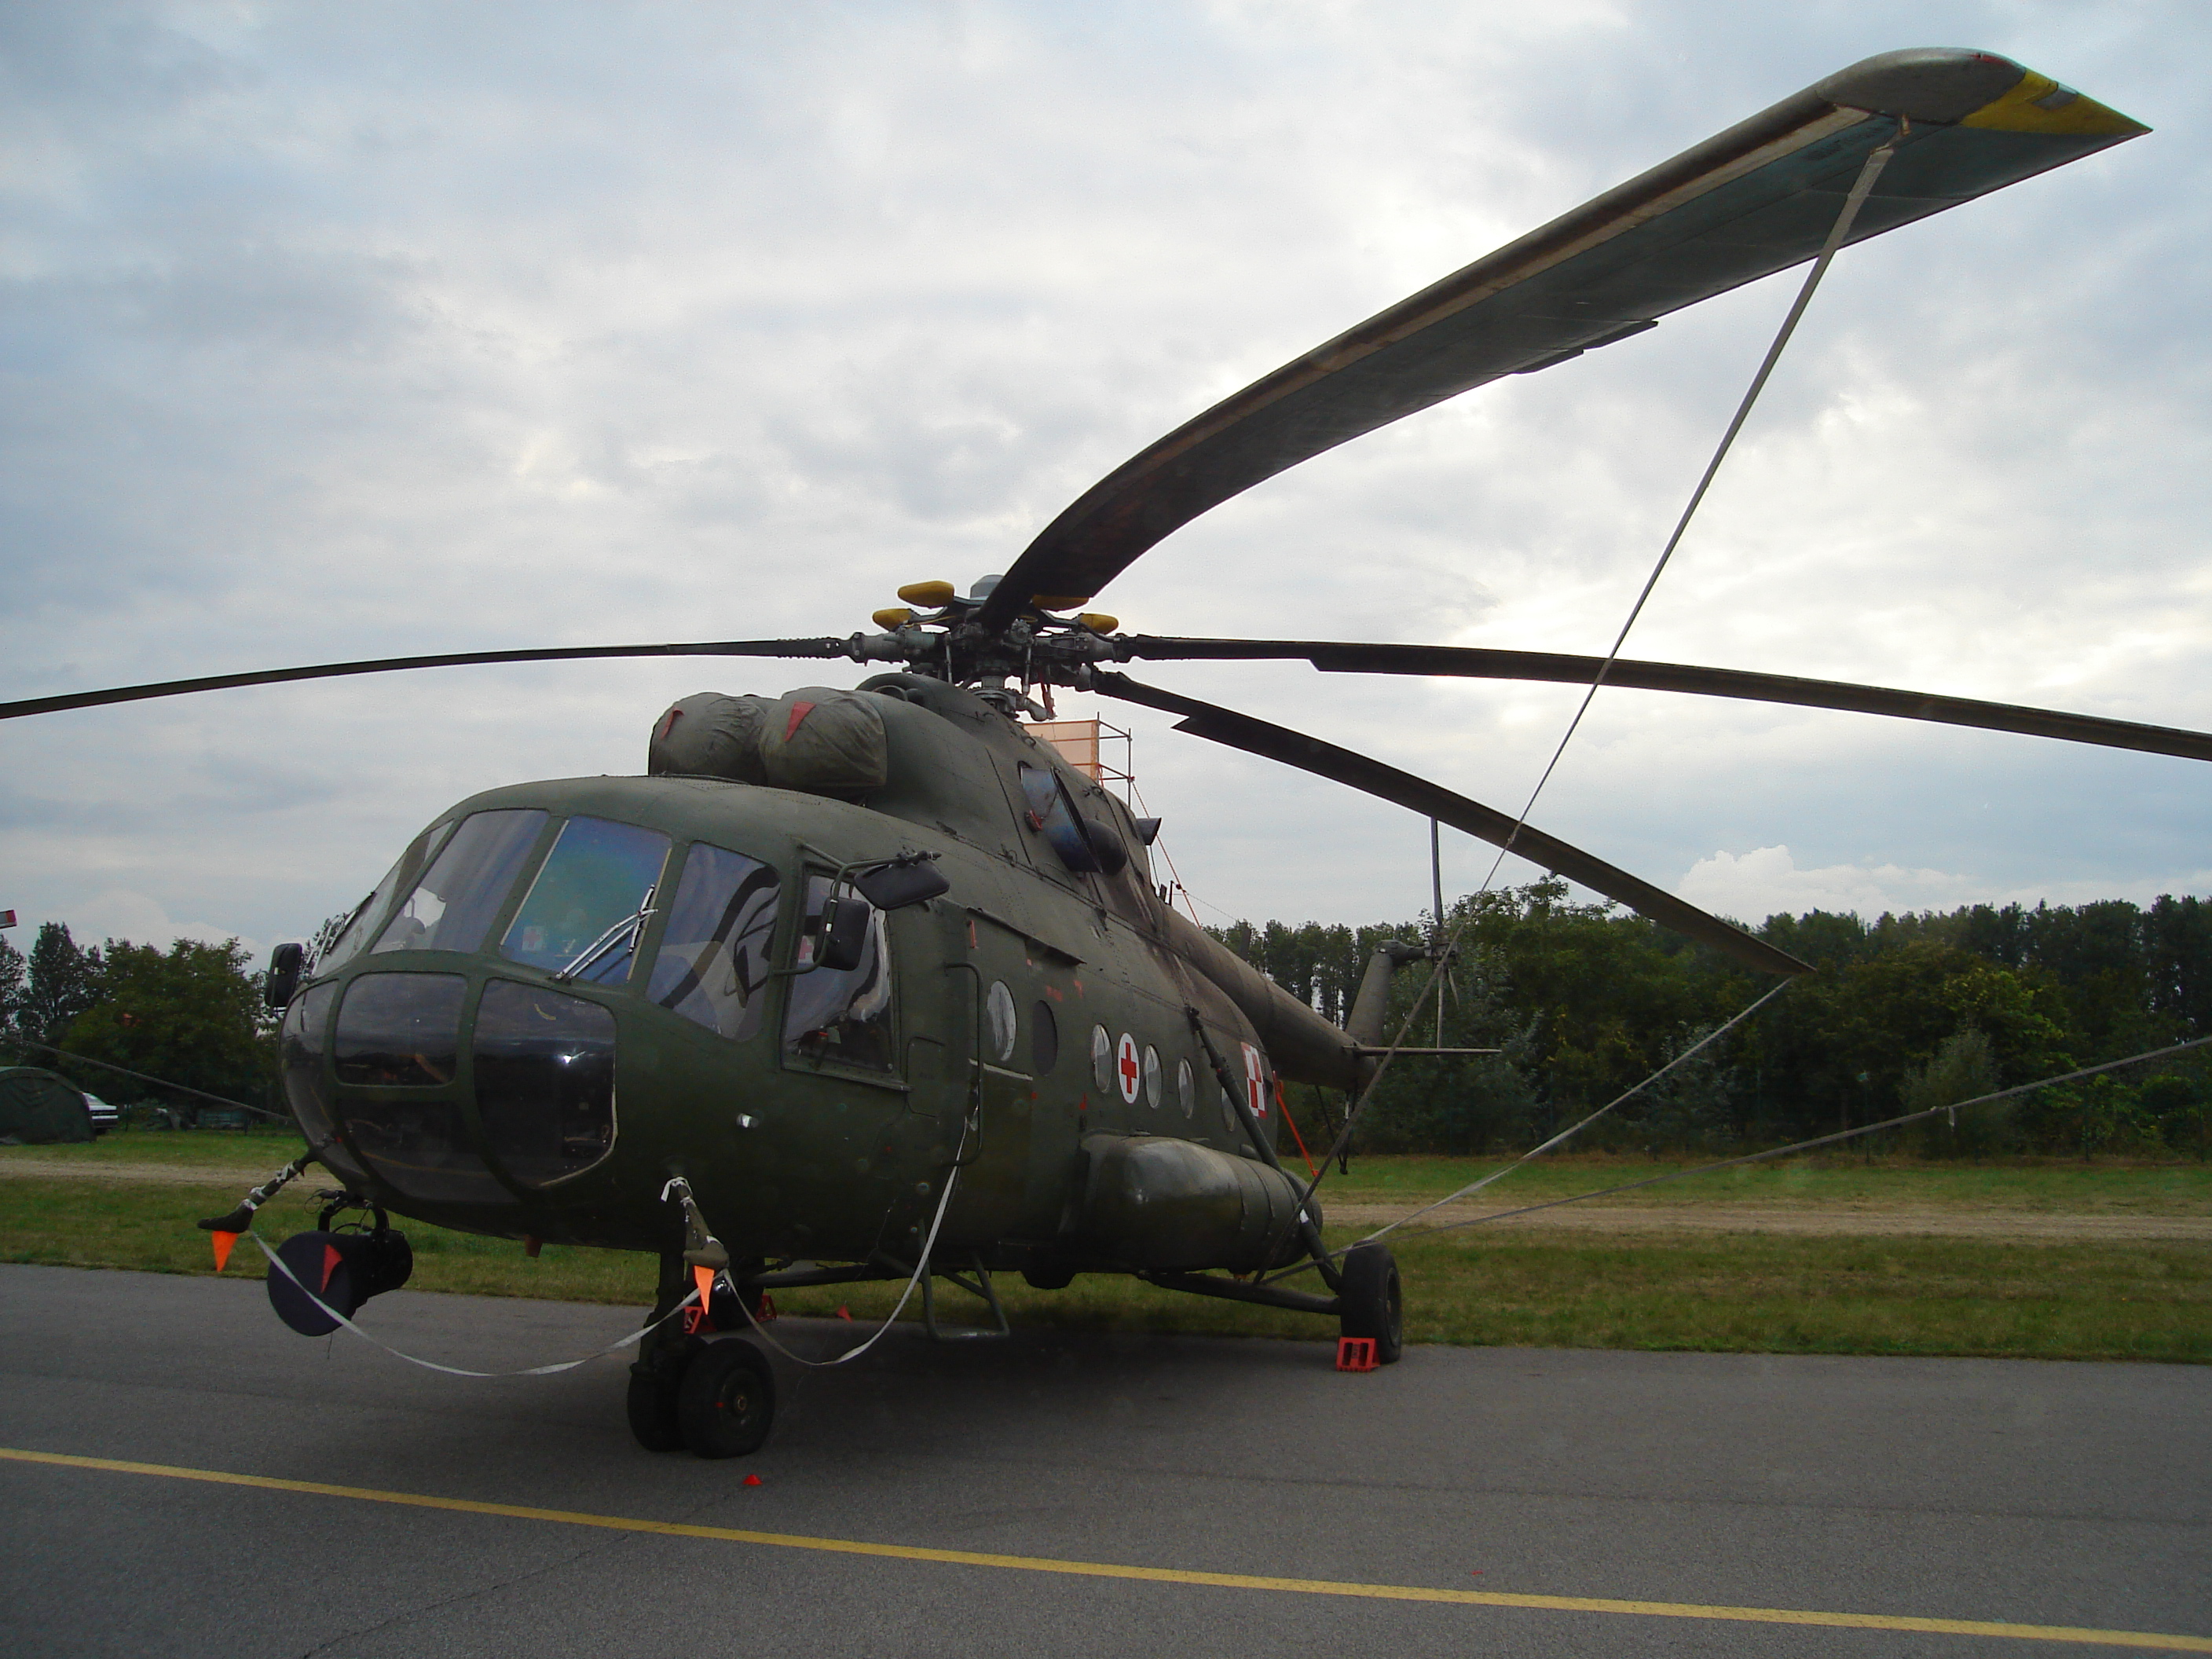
top-left (846, 577), bottom-right (1123, 688)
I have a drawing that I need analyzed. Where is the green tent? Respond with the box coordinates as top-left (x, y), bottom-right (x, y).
top-left (0, 1068), bottom-right (93, 1144)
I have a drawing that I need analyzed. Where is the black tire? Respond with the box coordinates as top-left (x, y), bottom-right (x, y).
top-left (628, 1364), bottom-right (691, 1451)
top-left (677, 1339), bottom-right (776, 1459)
top-left (1337, 1243), bottom-right (1403, 1364)
top-left (625, 1333), bottom-right (703, 1452)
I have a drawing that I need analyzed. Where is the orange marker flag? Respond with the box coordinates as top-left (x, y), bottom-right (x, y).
top-left (694, 1263), bottom-right (716, 1319)
top-left (211, 1231), bottom-right (240, 1273)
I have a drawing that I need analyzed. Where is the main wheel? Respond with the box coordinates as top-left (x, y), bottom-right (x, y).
top-left (1338, 1242), bottom-right (1404, 1364)
top-left (626, 1333), bottom-right (704, 1452)
top-left (627, 1367), bottom-right (686, 1452)
top-left (677, 1339), bottom-right (776, 1459)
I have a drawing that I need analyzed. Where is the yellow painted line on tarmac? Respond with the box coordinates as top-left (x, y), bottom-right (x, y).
top-left (4, 1446), bottom-right (2207, 1652)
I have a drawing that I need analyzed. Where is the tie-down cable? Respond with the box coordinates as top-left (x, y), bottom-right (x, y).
top-left (1268, 131), bottom-right (1906, 1265)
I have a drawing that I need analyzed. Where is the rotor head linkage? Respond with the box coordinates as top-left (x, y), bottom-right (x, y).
top-left (845, 577), bottom-right (1122, 687)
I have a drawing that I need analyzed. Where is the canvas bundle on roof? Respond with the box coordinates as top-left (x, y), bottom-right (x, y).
top-left (648, 687), bottom-right (888, 793)
top-left (0, 1068), bottom-right (93, 1144)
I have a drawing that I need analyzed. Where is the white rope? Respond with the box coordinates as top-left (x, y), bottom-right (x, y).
top-left (251, 1157), bottom-right (963, 1379)
top-left (253, 1231), bottom-right (701, 1378)
top-left (724, 1159), bottom-right (965, 1368)
top-left (1299, 137), bottom-right (1901, 1211)
top-left (1359, 978), bottom-right (1793, 1242)
top-left (1393, 1032), bottom-right (2212, 1240)
top-left (1475, 134), bottom-right (1900, 895)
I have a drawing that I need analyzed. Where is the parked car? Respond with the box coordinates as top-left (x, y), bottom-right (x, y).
top-left (82, 1093), bottom-right (120, 1135)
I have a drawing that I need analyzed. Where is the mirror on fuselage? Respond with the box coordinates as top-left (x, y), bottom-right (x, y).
top-left (264, 941), bottom-right (305, 1011)
top-left (852, 858), bottom-right (949, 910)
top-left (815, 892), bottom-right (874, 972)
top-left (787, 875), bottom-right (896, 1072)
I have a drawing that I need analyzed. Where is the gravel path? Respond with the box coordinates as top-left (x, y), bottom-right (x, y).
top-left (0, 1158), bottom-right (274, 1186)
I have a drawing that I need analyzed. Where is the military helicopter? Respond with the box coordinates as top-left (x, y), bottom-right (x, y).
top-left (4, 49), bottom-right (2179, 1459)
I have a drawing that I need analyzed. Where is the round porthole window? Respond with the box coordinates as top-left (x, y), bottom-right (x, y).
top-left (1090, 1025), bottom-right (1113, 1092)
top-left (1176, 1058), bottom-right (1195, 1118)
top-left (986, 980), bottom-right (1017, 1063)
top-left (1142, 1045), bottom-right (1161, 1108)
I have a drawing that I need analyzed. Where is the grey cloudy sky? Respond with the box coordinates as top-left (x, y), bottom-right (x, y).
top-left (3, 1), bottom-right (2207, 963)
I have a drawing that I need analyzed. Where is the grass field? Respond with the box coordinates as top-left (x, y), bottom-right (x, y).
top-left (1312, 1150), bottom-right (2212, 1214)
top-left (16, 1127), bottom-right (2210, 1211)
top-left (3, 1131), bottom-right (2207, 1363)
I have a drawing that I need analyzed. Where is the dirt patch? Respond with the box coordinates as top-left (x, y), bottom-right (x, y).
top-left (0, 1159), bottom-right (258, 1187)
top-left (1325, 1202), bottom-right (2212, 1243)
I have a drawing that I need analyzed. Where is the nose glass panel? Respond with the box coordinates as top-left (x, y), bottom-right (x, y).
top-left (474, 980), bottom-right (617, 1188)
top-left (277, 980), bottom-right (369, 1185)
top-left (331, 972), bottom-right (511, 1207)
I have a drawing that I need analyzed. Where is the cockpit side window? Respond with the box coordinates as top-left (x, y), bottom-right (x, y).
top-left (648, 843), bottom-right (781, 1041)
top-left (318, 820), bottom-right (455, 978)
top-left (500, 817), bottom-right (671, 983)
top-left (373, 810), bottom-right (548, 957)
top-left (783, 873), bottom-right (896, 1073)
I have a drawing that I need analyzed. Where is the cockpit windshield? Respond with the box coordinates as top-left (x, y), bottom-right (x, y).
top-left (373, 810), bottom-right (548, 956)
top-left (500, 816), bottom-right (670, 982)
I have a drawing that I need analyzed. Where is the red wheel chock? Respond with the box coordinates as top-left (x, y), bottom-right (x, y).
top-left (1336, 1337), bottom-right (1378, 1372)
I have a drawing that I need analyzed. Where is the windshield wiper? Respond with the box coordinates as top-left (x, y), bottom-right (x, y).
top-left (551, 885), bottom-right (657, 983)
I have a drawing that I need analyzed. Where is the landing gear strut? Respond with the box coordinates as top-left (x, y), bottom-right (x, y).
top-left (628, 1249), bottom-right (777, 1458)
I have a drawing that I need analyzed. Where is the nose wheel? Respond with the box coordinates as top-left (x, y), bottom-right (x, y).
top-left (676, 1339), bottom-right (777, 1458)
top-left (625, 1333), bottom-right (701, 1452)
top-left (628, 1334), bottom-right (776, 1457)
top-left (629, 1247), bottom-right (778, 1458)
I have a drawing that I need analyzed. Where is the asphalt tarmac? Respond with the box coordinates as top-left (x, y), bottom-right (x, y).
top-left (1, 1262), bottom-right (2205, 1657)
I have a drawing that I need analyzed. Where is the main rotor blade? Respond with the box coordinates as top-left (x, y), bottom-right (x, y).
top-left (1091, 672), bottom-right (1810, 978)
top-left (1116, 637), bottom-right (2212, 764)
top-left (979, 49), bottom-right (2144, 628)
top-left (0, 639), bottom-right (851, 722)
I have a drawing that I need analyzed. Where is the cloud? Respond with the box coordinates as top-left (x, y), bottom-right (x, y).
top-left (0, 2), bottom-right (2207, 943)
top-left (1675, 844), bottom-right (2212, 928)
top-left (47, 887), bottom-right (262, 961)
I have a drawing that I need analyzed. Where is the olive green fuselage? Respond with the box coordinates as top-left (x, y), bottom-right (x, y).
top-left (282, 673), bottom-right (1357, 1271)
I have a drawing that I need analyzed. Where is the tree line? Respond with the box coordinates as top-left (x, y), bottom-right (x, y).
top-left (1214, 881), bottom-right (2212, 1160)
top-left (0, 922), bottom-right (276, 1119)
top-left (8, 881), bottom-right (2210, 1156)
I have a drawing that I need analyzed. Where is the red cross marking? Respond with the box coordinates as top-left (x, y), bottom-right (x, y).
top-left (1115, 1032), bottom-right (1141, 1103)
